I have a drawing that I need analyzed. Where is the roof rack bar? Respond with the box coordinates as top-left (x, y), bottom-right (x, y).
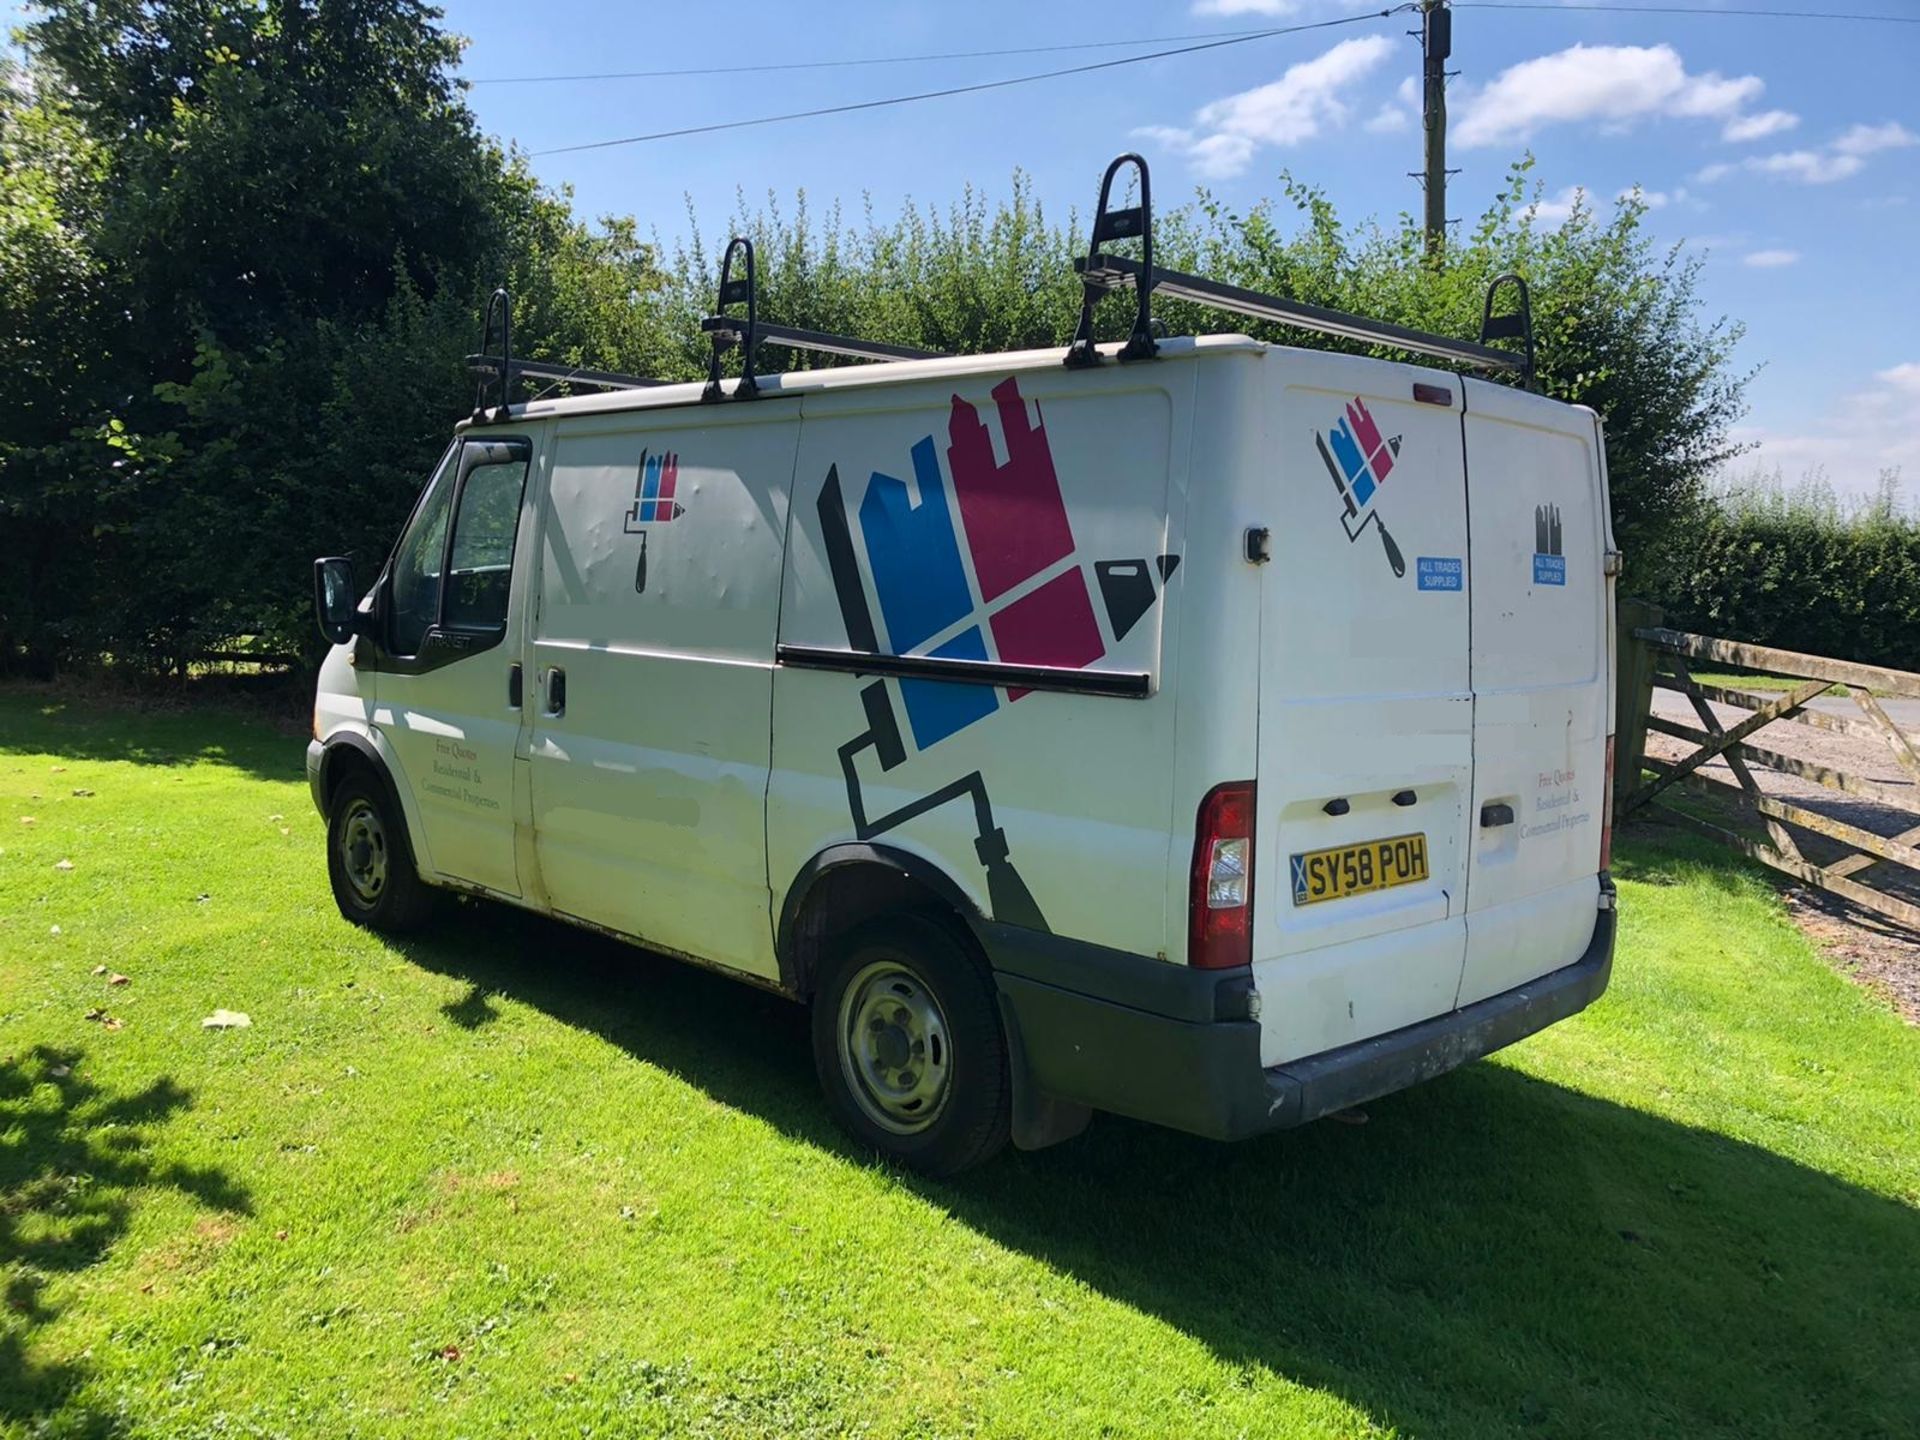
top-left (701, 317), bottom-right (945, 364)
top-left (1066, 152), bottom-right (1537, 381)
top-left (464, 354), bottom-right (668, 392)
top-left (1078, 253), bottom-right (1526, 375)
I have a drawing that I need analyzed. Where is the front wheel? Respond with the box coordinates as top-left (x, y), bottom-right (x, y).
top-left (811, 913), bottom-right (1010, 1176)
top-left (326, 772), bottom-right (435, 933)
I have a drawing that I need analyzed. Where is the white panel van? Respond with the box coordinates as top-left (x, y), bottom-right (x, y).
top-left (308, 160), bottom-right (1617, 1174)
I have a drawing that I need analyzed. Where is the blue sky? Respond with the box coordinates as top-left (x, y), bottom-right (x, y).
top-left (10, 1), bottom-right (1918, 495)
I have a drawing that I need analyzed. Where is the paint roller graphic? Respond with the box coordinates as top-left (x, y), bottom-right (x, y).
top-left (814, 466), bottom-right (1051, 933)
top-left (1316, 398), bottom-right (1406, 579)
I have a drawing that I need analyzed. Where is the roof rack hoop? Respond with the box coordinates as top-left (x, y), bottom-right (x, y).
top-left (704, 237), bottom-right (760, 403)
top-left (1066, 152), bottom-right (1158, 370)
top-left (472, 287), bottom-right (511, 423)
top-left (1479, 273), bottom-right (1536, 385)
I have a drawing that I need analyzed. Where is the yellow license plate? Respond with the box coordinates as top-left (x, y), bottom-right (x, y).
top-left (1290, 833), bottom-right (1429, 906)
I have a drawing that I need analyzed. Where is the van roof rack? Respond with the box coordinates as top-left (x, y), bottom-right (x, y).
top-left (466, 150), bottom-right (1537, 423)
top-left (1065, 153), bottom-right (1536, 383)
top-left (468, 288), bottom-right (666, 422)
top-left (699, 237), bottom-right (948, 402)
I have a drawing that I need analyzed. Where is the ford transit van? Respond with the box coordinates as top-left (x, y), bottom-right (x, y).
top-left (309, 157), bottom-right (1617, 1173)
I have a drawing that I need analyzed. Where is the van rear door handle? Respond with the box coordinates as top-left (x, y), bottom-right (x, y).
top-left (544, 666), bottom-right (567, 717)
top-left (1481, 803), bottom-right (1515, 828)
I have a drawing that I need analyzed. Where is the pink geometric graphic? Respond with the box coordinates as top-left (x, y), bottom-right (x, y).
top-left (1346, 398), bottom-right (1394, 482)
top-left (947, 377), bottom-right (1076, 602)
top-left (989, 569), bottom-right (1105, 700)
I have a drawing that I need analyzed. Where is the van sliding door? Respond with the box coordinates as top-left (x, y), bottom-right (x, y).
top-left (525, 409), bottom-right (797, 979)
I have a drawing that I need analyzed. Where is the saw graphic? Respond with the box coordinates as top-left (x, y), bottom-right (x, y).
top-left (1316, 398), bottom-right (1406, 579)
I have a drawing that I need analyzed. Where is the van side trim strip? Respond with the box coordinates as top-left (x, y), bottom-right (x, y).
top-left (776, 645), bottom-right (1150, 699)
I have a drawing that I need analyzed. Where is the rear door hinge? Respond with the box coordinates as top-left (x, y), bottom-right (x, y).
top-left (1603, 549), bottom-right (1624, 577)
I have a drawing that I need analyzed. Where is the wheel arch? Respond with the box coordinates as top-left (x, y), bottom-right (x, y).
top-left (775, 844), bottom-right (985, 1001)
top-left (317, 731), bottom-right (433, 877)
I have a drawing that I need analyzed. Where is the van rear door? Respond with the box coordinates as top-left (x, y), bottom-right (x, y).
top-left (1459, 379), bottom-right (1611, 1006)
top-left (1253, 355), bottom-right (1476, 1068)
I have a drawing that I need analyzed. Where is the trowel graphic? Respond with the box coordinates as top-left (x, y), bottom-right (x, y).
top-left (1316, 397), bottom-right (1406, 579)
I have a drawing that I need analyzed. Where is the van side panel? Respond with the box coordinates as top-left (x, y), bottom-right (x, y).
top-left (525, 408), bottom-right (796, 980)
top-left (1458, 379), bottom-right (1609, 1005)
top-left (1251, 353), bottom-right (1476, 1068)
top-left (769, 364), bottom-right (1191, 959)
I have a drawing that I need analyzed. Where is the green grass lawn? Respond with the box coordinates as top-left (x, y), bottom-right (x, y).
top-left (3, 687), bottom-right (1917, 1439)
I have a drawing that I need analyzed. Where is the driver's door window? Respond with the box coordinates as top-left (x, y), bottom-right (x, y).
top-left (445, 459), bottom-right (531, 631)
top-left (388, 448), bottom-right (457, 657)
top-left (385, 442), bottom-right (531, 657)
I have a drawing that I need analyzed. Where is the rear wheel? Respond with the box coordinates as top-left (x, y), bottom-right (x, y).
top-left (326, 771), bottom-right (435, 933)
top-left (811, 913), bottom-right (1010, 1176)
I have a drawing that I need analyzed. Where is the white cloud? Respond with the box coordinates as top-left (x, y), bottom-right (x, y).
top-left (1526, 185), bottom-right (1588, 226)
top-left (1365, 102), bottom-right (1409, 134)
top-left (1618, 185), bottom-right (1687, 210)
top-left (1732, 366), bottom-right (1920, 496)
top-left (1137, 35), bottom-right (1394, 178)
top-left (1834, 121), bottom-right (1919, 157)
top-left (1742, 249), bottom-right (1800, 268)
top-left (1700, 121), bottom-right (1918, 186)
top-left (1881, 363), bottom-right (1920, 396)
top-left (1453, 44), bottom-right (1766, 148)
top-left (1723, 109), bottom-right (1798, 143)
top-left (1750, 149), bottom-right (1864, 183)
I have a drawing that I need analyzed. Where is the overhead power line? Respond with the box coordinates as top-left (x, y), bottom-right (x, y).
top-left (529, 8), bottom-right (1410, 156)
top-left (470, 29), bottom-right (1284, 86)
top-left (484, 4), bottom-right (1918, 89)
top-left (1454, 3), bottom-right (1919, 21)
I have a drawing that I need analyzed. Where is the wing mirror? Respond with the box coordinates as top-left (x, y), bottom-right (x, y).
top-left (312, 557), bottom-right (363, 647)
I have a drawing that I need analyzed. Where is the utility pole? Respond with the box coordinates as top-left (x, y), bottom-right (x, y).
top-left (1419, 0), bottom-right (1452, 260)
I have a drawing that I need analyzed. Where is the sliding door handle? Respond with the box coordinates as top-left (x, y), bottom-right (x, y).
top-left (544, 665), bottom-right (567, 717)
top-left (1480, 803), bottom-right (1515, 828)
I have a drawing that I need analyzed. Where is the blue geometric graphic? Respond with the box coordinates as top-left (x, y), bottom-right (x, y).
top-left (897, 625), bottom-right (999, 749)
top-left (859, 436), bottom-right (973, 654)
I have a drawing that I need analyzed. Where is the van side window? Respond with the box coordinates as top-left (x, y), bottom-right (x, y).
top-left (445, 458), bottom-right (530, 631)
top-left (388, 449), bottom-right (458, 657)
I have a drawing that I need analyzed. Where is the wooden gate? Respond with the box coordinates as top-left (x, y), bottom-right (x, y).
top-left (1617, 622), bottom-right (1920, 930)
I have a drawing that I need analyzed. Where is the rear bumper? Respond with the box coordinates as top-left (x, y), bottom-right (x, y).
top-left (987, 899), bottom-right (1615, 1143)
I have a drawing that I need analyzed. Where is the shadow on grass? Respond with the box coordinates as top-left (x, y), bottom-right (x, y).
top-left (0, 683), bottom-right (305, 784)
top-left (0, 1047), bottom-right (253, 1436)
top-left (393, 895), bottom-right (1920, 1440)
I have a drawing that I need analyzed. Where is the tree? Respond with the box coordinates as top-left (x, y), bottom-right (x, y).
top-left (0, 0), bottom-right (661, 673)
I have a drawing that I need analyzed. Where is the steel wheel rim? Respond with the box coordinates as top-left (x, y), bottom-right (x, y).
top-left (837, 958), bottom-right (952, 1135)
top-left (338, 798), bottom-right (389, 905)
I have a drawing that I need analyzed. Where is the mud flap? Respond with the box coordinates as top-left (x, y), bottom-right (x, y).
top-left (997, 992), bottom-right (1094, 1151)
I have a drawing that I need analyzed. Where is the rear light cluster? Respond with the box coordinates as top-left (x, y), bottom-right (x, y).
top-left (1189, 781), bottom-right (1255, 970)
top-left (1600, 735), bottom-right (1616, 872)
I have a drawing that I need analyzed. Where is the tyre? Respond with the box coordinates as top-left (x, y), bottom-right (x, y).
top-left (325, 771), bottom-right (436, 933)
top-left (811, 912), bottom-right (1010, 1176)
